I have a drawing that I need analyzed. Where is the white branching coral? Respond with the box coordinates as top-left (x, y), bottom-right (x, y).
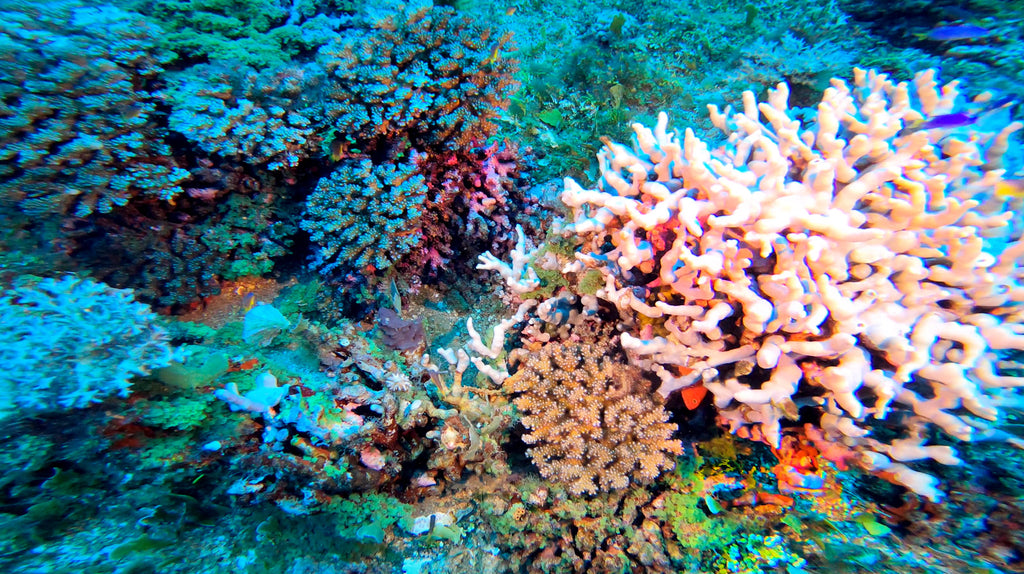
top-left (558, 67), bottom-right (1024, 501)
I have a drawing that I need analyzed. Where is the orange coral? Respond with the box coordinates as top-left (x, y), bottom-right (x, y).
top-left (505, 342), bottom-right (683, 495)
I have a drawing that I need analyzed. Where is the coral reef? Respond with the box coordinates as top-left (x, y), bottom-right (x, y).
top-left (0, 1), bottom-right (188, 218)
top-left (505, 342), bottom-right (683, 495)
top-left (0, 275), bottom-right (177, 419)
top-left (2, 0), bottom-right (1024, 572)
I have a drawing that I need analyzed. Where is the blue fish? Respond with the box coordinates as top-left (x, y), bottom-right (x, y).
top-left (923, 24), bottom-right (990, 42)
top-left (900, 97), bottom-right (1016, 136)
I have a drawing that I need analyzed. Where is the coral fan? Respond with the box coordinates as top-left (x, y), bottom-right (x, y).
top-left (0, 275), bottom-right (177, 419)
top-left (505, 342), bottom-right (683, 495)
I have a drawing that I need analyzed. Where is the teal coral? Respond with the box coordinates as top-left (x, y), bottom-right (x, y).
top-left (0, 275), bottom-right (178, 418)
top-left (0, 1), bottom-right (188, 218)
top-left (301, 158), bottom-right (427, 275)
top-left (317, 0), bottom-right (518, 154)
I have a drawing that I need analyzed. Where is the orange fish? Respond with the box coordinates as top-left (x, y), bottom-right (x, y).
top-left (228, 358), bottom-right (260, 372)
top-left (680, 384), bottom-right (708, 410)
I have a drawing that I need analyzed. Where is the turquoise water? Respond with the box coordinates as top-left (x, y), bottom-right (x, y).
top-left (1, 0), bottom-right (1023, 572)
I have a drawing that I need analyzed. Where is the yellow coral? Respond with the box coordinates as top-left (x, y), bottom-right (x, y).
top-left (505, 343), bottom-right (683, 495)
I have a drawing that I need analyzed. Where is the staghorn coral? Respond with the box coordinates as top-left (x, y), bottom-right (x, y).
top-left (301, 158), bottom-right (427, 276)
top-left (0, 1), bottom-right (189, 219)
top-left (316, 0), bottom-right (518, 157)
top-left (556, 67), bottom-right (1024, 500)
top-left (505, 342), bottom-right (683, 496)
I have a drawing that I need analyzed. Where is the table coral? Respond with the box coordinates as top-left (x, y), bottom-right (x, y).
top-left (505, 342), bottom-right (683, 495)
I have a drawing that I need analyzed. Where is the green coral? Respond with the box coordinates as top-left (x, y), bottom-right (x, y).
top-left (325, 492), bottom-right (412, 540)
top-left (139, 395), bottom-right (216, 431)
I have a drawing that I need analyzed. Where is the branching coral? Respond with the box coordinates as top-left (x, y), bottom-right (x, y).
top-left (77, 175), bottom-right (297, 308)
top-left (0, 1), bottom-right (189, 218)
top-left (556, 67), bottom-right (1024, 500)
top-left (165, 63), bottom-right (322, 170)
top-left (301, 158), bottom-right (427, 276)
top-left (505, 342), bottom-right (682, 495)
top-left (316, 0), bottom-right (518, 156)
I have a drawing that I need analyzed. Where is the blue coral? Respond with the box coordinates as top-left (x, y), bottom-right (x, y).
top-left (316, 0), bottom-right (518, 154)
top-left (301, 158), bottom-right (427, 275)
top-left (0, 275), bottom-right (179, 419)
top-left (0, 1), bottom-right (189, 218)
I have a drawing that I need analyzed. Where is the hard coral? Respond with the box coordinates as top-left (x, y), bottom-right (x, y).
top-left (165, 63), bottom-right (322, 170)
top-left (558, 67), bottom-right (1024, 500)
top-left (0, 1), bottom-right (188, 218)
top-left (316, 0), bottom-right (518, 156)
top-left (301, 158), bottom-right (427, 276)
top-left (505, 342), bottom-right (683, 495)
top-left (76, 177), bottom-right (297, 309)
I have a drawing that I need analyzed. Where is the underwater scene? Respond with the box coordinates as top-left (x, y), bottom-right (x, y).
top-left (3, 0), bottom-right (1024, 572)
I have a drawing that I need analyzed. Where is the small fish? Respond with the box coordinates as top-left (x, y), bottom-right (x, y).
top-left (922, 24), bottom-right (990, 42)
top-left (241, 291), bottom-right (257, 312)
top-left (227, 357), bottom-right (260, 372)
top-left (917, 111), bottom-right (978, 130)
top-left (505, 7), bottom-right (516, 15)
top-left (995, 179), bottom-right (1024, 199)
top-left (679, 384), bottom-right (708, 410)
top-left (483, 44), bottom-right (501, 66)
top-left (329, 138), bottom-right (347, 162)
top-left (901, 97), bottom-right (1016, 135)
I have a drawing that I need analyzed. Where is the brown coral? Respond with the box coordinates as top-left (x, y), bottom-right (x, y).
top-left (505, 343), bottom-right (683, 495)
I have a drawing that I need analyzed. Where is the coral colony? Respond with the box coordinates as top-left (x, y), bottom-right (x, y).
top-left (1, 0), bottom-right (1024, 573)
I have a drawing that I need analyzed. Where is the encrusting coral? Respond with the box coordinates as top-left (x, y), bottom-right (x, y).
top-left (504, 342), bottom-right (683, 495)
